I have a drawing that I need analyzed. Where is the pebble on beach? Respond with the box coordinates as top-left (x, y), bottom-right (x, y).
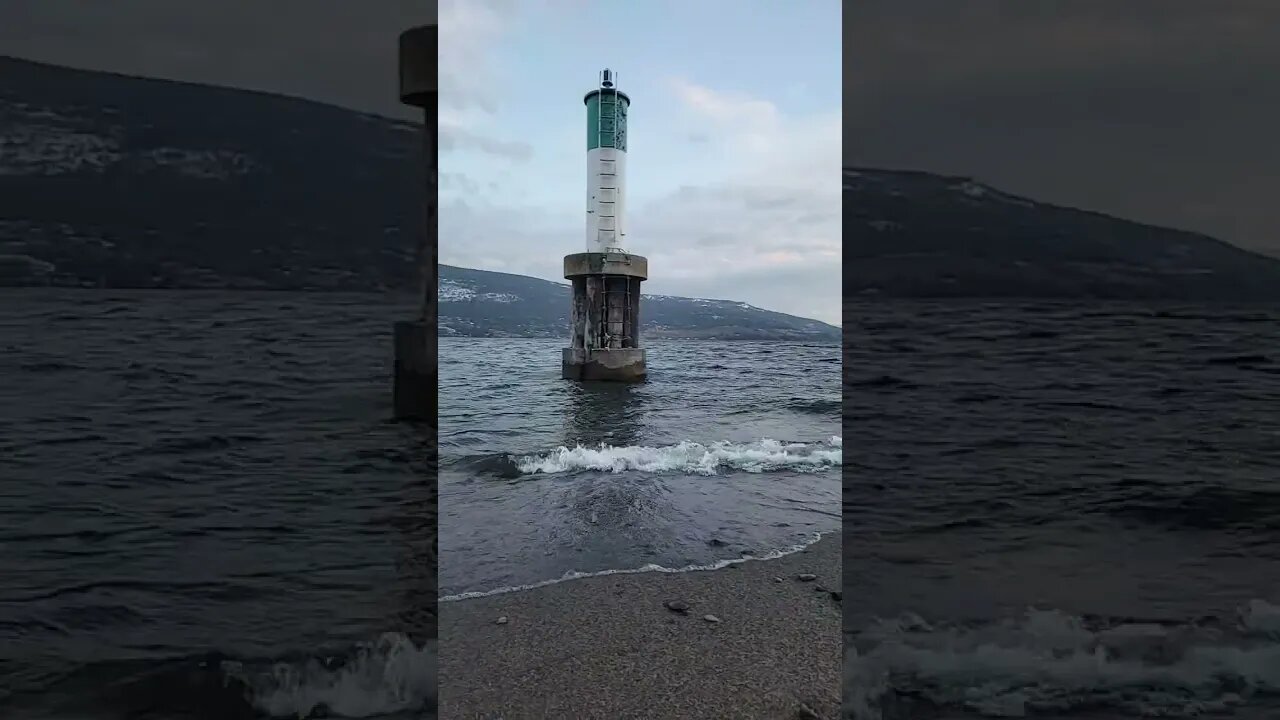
top-left (703, 614), bottom-right (721, 623)
top-left (496, 616), bottom-right (508, 625)
top-left (797, 573), bottom-right (817, 582)
top-left (797, 702), bottom-right (821, 719)
top-left (774, 577), bottom-right (784, 583)
top-left (664, 600), bottom-right (690, 614)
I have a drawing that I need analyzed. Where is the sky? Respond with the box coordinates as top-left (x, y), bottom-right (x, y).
top-left (438, 0), bottom-right (842, 325)
top-left (848, 0), bottom-right (1280, 257)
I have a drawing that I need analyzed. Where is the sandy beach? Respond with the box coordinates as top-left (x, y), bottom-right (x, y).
top-left (438, 534), bottom-right (842, 719)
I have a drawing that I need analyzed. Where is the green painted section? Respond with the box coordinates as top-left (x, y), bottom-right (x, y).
top-left (586, 90), bottom-right (629, 151)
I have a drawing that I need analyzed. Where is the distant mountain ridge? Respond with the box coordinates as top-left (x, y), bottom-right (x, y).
top-left (845, 167), bottom-right (1280, 300)
top-left (0, 55), bottom-right (423, 291)
top-left (438, 264), bottom-right (838, 340)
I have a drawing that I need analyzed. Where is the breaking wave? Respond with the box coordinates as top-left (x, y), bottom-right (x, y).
top-left (10, 634), bottom-right (435, 720)
top-left (513, 437), bottom-right (842, 476)
top-left (222, 633), bottom-right (435, 719)
top-left (846, 600), bottom-right (1280, 719)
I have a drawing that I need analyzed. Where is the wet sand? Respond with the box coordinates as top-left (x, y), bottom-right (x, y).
top-left (438, 534), bottom-right (841, 719)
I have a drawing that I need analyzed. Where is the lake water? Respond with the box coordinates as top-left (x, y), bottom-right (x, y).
top-left (18, 289), bottom-right (1269, 719)
top-left (0, 289), bottom-right (841, 720)
top-left (844, 300), bottom-right (1280, 719)
top-left (0, 290), bottom-right (435, 720)
top-left (438, 336), bottom-right (842, 599)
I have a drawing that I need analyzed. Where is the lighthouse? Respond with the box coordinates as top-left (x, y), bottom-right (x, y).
top-left (391, 23), bottom-right (437, 419)
top-left (562, 69), bottom-right (648, 382)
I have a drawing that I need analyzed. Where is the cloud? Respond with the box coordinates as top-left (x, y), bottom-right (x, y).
top-left (438, 124), bottom-right (533, 162)
top-left (440, 172), bottom-right (483, 196)
top-left (668, 78), bottom-right (781, 130)
top-left (436, 0), bottom-right (535, 161)
top-left (630, 80), bottom-right (841, 322)
top-left (438, 0), bottom-right (509, 112)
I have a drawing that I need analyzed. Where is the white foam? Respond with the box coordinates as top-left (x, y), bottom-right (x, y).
top-left (514, 437), bottom-right (842, 476)
top-left (1241, 598), bottom-right (1280, 638)
top-left (222, 633), bottom-right (434, 719)
top-left (439, 531), bottom-right (828, 603)
top-left (846, 604), bottom-right (1280, 719)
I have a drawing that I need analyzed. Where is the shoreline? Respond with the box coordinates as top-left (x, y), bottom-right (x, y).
top-left (439, 534), bottom-right (842, 719)
top-left (439, 531), bottom-right (830, 603)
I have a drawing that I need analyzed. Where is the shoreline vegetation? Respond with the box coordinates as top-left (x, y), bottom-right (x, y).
top-left (438, 534), bottom-right (841, 719)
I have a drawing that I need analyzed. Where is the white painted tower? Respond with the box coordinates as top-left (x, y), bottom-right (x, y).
top-left (563, 68), bottom-right (647, 382)
top-left (585, 69), bottom-right (630, 253)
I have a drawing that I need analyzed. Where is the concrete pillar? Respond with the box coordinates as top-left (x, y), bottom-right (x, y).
top-left (562, 252), bottom-right (647, 381)
top-left (393, 24), bottom-right (438, 420)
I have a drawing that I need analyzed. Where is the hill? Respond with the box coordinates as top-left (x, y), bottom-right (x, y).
top-left (438, 264), bottom-right (838, 340)
top-left (0, 55), bottom-right (422, 291)
top-left (845, 167), bottom-right (1280, 300)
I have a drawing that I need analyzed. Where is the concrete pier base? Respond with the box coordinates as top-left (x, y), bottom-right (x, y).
top-left (563, 251), bottom-right (648, 384)
top-left (394, 320), bottom-right (436, 420)
top-left (562, 347), bottom-right (647, 382)
top-left (391, 23), bottom-right (437, 421)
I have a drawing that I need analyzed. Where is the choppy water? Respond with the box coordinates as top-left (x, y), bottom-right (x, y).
top-left (438, 337), bottom-right (842, 598)
top-left (844, 300), bottom-right (1280, 719)
top-left (0, 290), bottom-right (436, 720)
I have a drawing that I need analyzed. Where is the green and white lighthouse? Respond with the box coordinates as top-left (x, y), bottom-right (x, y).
top-left (584, 68), bottom-right (630, 252)
top-left (562, 69), bottom-right (648, 382)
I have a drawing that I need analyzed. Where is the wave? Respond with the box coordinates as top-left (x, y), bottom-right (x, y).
top-left (222, 633), bottom-right (435, 719)
top-left (8, 634), bottom-right (434, 720)
top-left (440, 531), bottom-right (828, 603)
top-left (846, 600), bottom-right (1280, 719)
top-left (784, 397), bottom-right (842, 415)
top-left (513, 436), bottom-right (842, 476)
top-left (1108, 485), bottom-right (1280, 531)
top-left (727, 397), bottom-right (842, 415)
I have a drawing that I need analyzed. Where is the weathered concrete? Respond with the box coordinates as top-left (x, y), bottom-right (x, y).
top-left (394, 320), bottom-right (436, 420)
top-left (563, 251), bottom-right (648, 382)
top-left (392, 23), bottom-right (438, 420)
top-left (562, 348), bottom-right (647, 382)
top-left (564, 252), bottom-right (648, 279)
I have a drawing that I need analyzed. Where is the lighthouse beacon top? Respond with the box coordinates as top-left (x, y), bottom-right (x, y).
top-left (584, 68), bottom-right (631, 254)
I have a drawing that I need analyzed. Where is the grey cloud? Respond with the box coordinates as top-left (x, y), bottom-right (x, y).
top-left (439, 126), bottom-right (533, 162)
top-left (440, 172), bottom-right (483, 196)
top-left (669, 184), bottom-right (807, 211)
top-left (436, 0), bottom-right (516, 112)
top-left (694, 233), bottom-right (737, 248)
top-left (847, 0), bottom-right (1280, 255)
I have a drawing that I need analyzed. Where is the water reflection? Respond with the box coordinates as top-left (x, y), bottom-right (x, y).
top-left (391, 423), bottom-right (438, 647)
top-left (561, 381), bottom-right (646, 448)
top-left (558, 382), bottom-right (670, 547)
